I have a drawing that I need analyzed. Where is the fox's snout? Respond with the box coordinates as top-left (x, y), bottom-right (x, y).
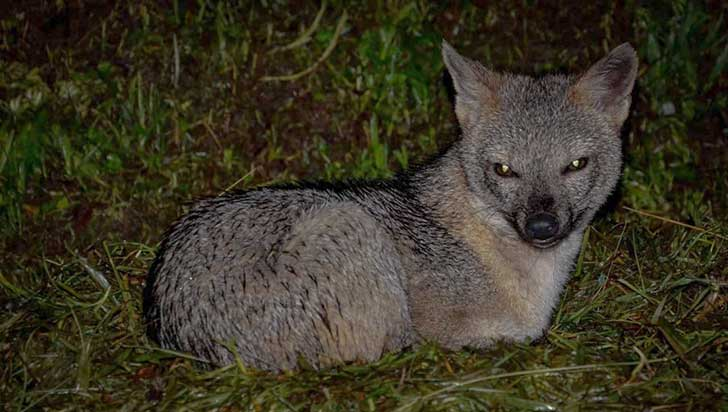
top-left (512, 194), bottom-right (570, 248)
top-left (525, 212), bottom-right (559, 241)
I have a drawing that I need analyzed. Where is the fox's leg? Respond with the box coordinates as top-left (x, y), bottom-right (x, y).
top-left (237, 203), bottom-right (414, 370)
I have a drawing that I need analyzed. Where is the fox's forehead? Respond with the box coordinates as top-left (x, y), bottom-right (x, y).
top-left (480, 75), bottom-right (606, 148)
top-left (480, 105), bottom-right (608, 165)
top-left (483, 134), bottom-right (594, 166)
top-left (492, 122), bottom-right (602, 155)
top-left (497, 74), bottom-right (574, 114)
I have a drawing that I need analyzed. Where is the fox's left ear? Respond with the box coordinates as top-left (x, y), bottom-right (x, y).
top-left (570, 43), bottom-right (638, 128)
top-left (441, 40), bottom-right (502, 132)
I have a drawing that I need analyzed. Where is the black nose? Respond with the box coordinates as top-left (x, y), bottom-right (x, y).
top-left (525, 213), bottom-right (559, 241)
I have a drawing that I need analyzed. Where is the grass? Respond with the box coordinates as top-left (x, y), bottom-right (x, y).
top-left (1, 0), bottom-right (727, 410)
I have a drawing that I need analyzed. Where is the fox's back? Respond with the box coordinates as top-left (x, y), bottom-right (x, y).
top-left (144, 184), bottom-right (424, 369)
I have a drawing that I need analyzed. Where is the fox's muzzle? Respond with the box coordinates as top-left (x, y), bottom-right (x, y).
top-left (515, 210), bottom-right (566, 249)
top-left (525, 212), bottom-right (559, 241)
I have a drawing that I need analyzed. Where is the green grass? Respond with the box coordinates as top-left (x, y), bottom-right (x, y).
top-left (1, 1), bottom-right (727, 410)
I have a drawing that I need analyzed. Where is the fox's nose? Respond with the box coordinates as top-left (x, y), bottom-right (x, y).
top-left (525, 213), bottom-right (559, 241)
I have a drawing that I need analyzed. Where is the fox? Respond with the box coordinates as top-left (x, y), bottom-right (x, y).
top-left (143, 41), bottom-right (638, 371)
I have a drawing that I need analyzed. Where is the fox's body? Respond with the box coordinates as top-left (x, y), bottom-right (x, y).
top-left (144, 42), bottom-right (638, 370)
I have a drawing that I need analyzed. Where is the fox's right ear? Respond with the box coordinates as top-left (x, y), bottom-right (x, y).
top-left (442, 41), bottom-right (501, 131)
top-left (570, 43), bottom-right (638, 128)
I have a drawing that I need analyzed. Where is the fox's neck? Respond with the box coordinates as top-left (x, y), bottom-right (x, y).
top-left (410, 141), bottom-right (483, 230)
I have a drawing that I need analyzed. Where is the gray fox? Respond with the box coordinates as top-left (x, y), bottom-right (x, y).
top-left (143, 41), bottom-right (638, 371)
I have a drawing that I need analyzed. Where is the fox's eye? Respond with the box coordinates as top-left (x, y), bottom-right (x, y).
top-left (494, 163), bottom-right (514, 177)
top-left (565, 157), bottom-right (588, 172)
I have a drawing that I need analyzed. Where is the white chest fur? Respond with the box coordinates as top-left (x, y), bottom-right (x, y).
top-left (485, 232), bottom-right (583, 339)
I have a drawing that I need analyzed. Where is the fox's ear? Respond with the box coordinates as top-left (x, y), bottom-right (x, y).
top-left (570, 43), bottom-right (638, 127)
top-left (442, 41), bottom-right (501, 131)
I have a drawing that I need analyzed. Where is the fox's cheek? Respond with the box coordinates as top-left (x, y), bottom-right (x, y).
top-left (481, 173), bottom-right (510, 203)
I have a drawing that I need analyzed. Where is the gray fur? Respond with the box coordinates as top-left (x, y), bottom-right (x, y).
top-left (144, 42), bottom-right (638, 370)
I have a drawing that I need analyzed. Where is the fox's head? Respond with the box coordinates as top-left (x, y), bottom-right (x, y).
top-left (442, 42), bottom-right (638, 248)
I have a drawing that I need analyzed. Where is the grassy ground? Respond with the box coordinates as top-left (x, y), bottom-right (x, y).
top-left (1, 0), bottom-right (727, 410)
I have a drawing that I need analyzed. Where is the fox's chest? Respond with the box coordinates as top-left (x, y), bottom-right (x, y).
top-left (483, 235), bottom-right (582, 337)
top-left (507, 256), bottom-right (566, 329)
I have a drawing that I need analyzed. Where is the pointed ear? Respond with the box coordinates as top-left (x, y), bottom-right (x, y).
top-left (442, 40), bottom-right (501, 131)
top-left (570, 43), bottom-right (638, 127)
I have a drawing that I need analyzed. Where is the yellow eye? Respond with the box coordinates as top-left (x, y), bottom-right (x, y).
top-left (566, 157), bottom-right (588, 172)
top-left (494, 163), bottom-right (514, 177)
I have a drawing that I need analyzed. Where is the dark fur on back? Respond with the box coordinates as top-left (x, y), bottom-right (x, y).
top-left (144, 175), bottom-right (466, 369)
